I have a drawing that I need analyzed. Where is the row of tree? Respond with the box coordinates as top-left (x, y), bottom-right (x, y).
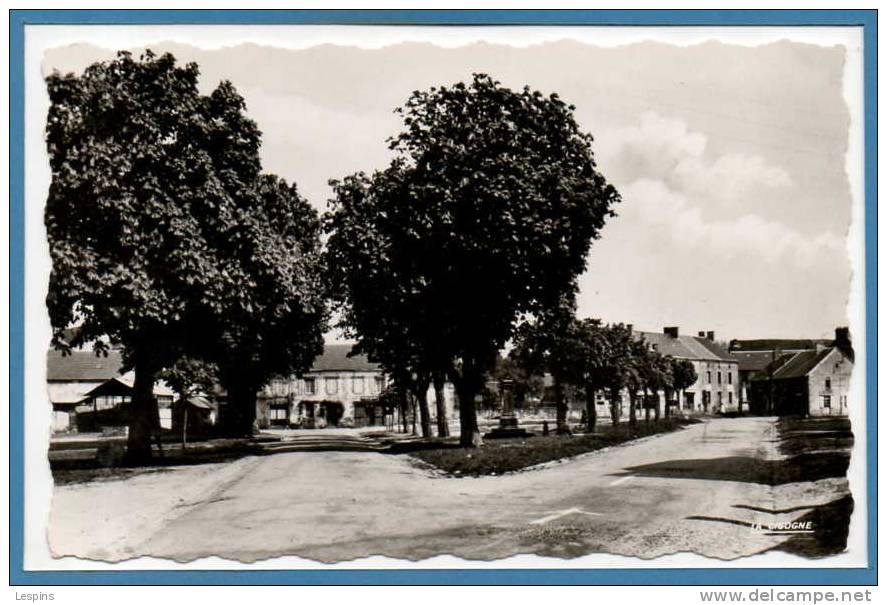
top-left (46, 51), bottom-right (328, 462)
top-left (508, 308), bottom-right (698, 433)
top-left (45, 51), bottom-right (621, 459)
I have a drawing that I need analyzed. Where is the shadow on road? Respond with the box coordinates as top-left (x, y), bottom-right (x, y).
top-left (766, 495), bottom-right (854, 558)
top-left (620, 452), bottom-right (849, 486)
top-left (686, 495), bottom-right (854, 558)
top-left (675, 416), bottom-right (855, 558)
top-left (621, 415), bottom-right (853, 487)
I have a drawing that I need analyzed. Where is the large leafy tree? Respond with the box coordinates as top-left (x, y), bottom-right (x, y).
top-left (44, 51), bottom-right (325, 458)
top-left (624, 337), bottom-right (652, 427)
top-left (572, 318), bottom-right (612, 432)
top-left (326, 74), bottom-right (619, 447)
top-left (670, 358), bottom-right (698, 417)
top-left (512, 303), bottom-right (587, 435)
top-left (598, 323), bottom-right (635, 426)
top-left (325, 166), bottom-right (440, 438)
top-left (206, 174), bottom-right (328, 436)
top-left (641, 351), bottom-right (674, 421)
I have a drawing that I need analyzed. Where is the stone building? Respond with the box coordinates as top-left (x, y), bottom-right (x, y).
top-left (728, 337), bottom-right (831, 410)
top-left (747, 329), bottom-right (854, 417)
top-left (628, 327), bottom-right (741, 417)
top-left (257, 344), bottom-right (457, 428)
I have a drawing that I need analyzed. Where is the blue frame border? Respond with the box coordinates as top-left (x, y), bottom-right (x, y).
top-left (8, 9), bottom-right (877, 586)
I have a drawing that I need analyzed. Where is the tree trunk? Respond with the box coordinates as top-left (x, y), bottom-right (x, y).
top-left (221, 379), bottom-right (258, 437)
top-left (609, 388), bottom-right (620, 426)
top-left (554, 377), bottom-right (571, 435)
top-left (654, 388), bottom-right (661, 421)
top-left (411, 396), bottom-right (418, 436)
top-left (433, 375), bottom-right (450, 438)
top-left (414, 379), bottom-right (432, 438)
top-left (628, 388), bottom-right (638, 427)
top-left (182, 405), bottom-right (188, 449)
top-left (400, 390), bottom-right (409, 433)
top-left (125, 357), bottom-right (158, 465)
top-left (643, 387), bottom-right (651, 422)
top-left (584, 383), bottom-right (597, 433)
top-left (453, 362), bottom-right (483, 448)
top-left (664, 387), bottom-right (673, 419)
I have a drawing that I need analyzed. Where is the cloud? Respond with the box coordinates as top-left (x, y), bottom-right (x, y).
top-left (592, 111), bottom-right (838, 269)
top-left (618, 178), bottom-right (843, 269)
top-left (674, 153), bottom-right (794, 205)
top-left (598, 112), bottom-right (793, 200)
top-left (596, 112), bottom-right (707, 184)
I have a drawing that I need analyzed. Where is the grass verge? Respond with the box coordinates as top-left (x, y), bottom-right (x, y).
top-left (50, 436), bottom-right (278, 485)
top-left (409, 417), bottom-right (699, 477)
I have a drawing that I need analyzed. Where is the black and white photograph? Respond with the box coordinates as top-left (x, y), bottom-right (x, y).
top-left (21, 21), bottom-right (867, 572)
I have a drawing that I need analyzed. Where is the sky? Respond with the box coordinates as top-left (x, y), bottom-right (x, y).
top-left (41, 32), bottom-right (855, 342)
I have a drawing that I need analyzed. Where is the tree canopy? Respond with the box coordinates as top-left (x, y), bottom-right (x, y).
top-left (326, 74), bottom-right (620, 446)
top-left (45, 50), bottom-right (326, 456)
top-left (45, 51), bottom-right (261, 365)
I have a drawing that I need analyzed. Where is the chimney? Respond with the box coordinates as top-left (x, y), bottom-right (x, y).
top-left (706, 331), bottom-right (715, 341)
top-left (664, 326), bottom-right (679, 338)
top-left (834, 327), bottom-right (854, 361)
top-left (698, 331), bottom-right (706, 338)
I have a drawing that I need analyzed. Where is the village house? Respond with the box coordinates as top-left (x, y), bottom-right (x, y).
top-left (538, 326), bottom-right (741, 423)
top-left (46, 348), bottom-right (175, 432)
top-left (256, 344), bottom-right (458, 429)
top-left (627, 327), bottom-right (741, 417)
top-left (747, 328), bottom-right (853, 416)
top-left (728, 337), bottom-right (831, 409)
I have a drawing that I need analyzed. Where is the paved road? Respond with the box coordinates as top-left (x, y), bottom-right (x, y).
top-left (49, 417), bottom-right (849, 562)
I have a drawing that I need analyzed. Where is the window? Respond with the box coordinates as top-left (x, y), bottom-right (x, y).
top-left (325, 377), bottom-right (338, 395)
top-left (825, 378), bottom-right (832, 390)
top-left (352, 377), bottom-right (364, 394)
top-left (728, 392), bottom-right (733, 404)
top-left (269, 406), bottom-right (288, 421)
top-left (374, 376), bottom-right (385, 394)
top-left (717, 371), bottom-right (722, 385)
top-left (706, 371), bottom-right (712, 383)
top-left (303, 378), bottom-right (316, 395)
top-left (728, 372), bottom-right (732, 385)
top-left (822, 395), bottom-right (831, 408)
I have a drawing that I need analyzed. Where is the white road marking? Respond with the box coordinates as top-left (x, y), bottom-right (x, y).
top-left (608, 475), bottom-right (636, 486)
top-left (529, 508), bottom-right (603, 525)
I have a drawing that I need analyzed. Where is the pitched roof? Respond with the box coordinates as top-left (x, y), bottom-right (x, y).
top-left (185, 396), bottom-right (214, 410)
top-left (731, 350), bottom-right (779, 373)
top-left (47, 382), bottom-right (99, 405)
top-left (729, 339), bottom-right (829, 352)
top-left (82, 375), bottom-right (175, 399)
top-left (694, 336), bottom-right (737, 362)
top-left (309, 344), bottom-right (381, 373)
top-left (635, 331), bottom-right (737, 363)
top-left (752, 348), bottom-right (836, 381)
top-left (46, 349), bottom-right (124, 381)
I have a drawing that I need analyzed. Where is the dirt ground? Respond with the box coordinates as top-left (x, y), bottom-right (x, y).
top-left (48, 416), bottom-right (853, 563)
